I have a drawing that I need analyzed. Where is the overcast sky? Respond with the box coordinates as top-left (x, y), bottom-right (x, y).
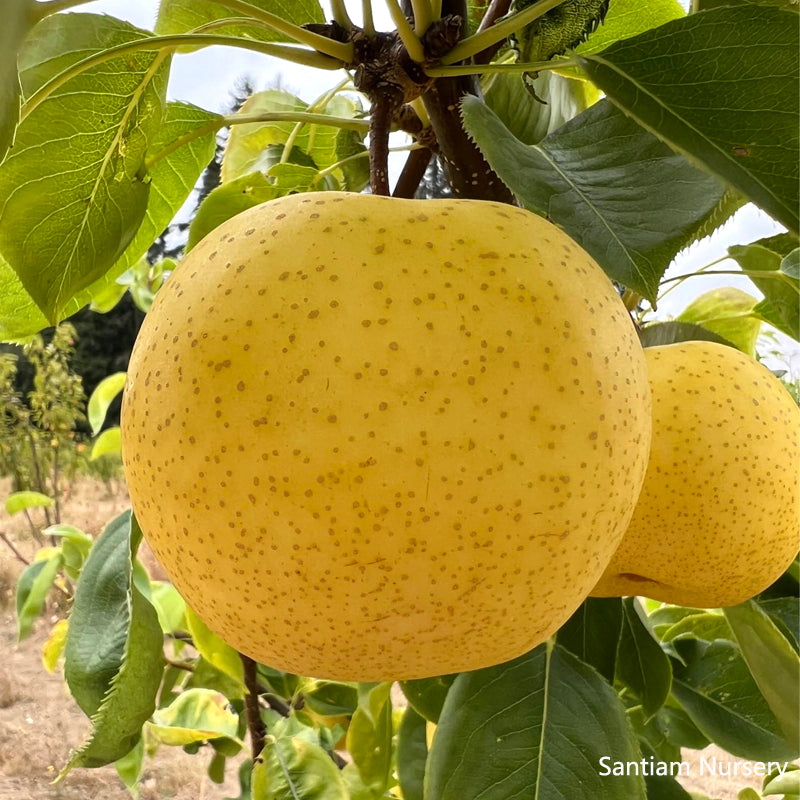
top-left (57, 0), bottom-right (792, 367)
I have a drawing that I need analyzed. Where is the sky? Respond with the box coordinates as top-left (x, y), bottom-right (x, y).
top-left (53, 0), bottom-right (793, 369)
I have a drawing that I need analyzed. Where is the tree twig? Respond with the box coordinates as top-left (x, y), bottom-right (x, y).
top-left (474, 0), bottom-right (513, 63)
top-left (0, 531), bottom-right (29, 566)
top-left (369, 92), bottom-right (402, 196)
top-left (393, 147), bottom-right (432, 197)
top-left (241, 654), bottom-right (267, 760)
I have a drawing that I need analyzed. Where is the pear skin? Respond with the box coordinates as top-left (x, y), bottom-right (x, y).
top-left (593, 341), bottom-right (799, 607)
top-left (122, 192), bottom-right (651, 680)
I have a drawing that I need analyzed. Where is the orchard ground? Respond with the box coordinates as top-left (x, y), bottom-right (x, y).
top-left (0, 477), bottom-right (769, 800)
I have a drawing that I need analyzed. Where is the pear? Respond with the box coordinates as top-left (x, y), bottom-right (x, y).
top-left (122, 192), bottom-right (651, 680)
top-left (593, 341), bottom-right (799, 607)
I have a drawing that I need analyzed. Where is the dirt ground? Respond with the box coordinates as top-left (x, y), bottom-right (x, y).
top-left (0, 477), bottom-right (778, 799)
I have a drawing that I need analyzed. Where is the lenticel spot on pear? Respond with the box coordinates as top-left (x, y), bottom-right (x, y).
top-left (122, 191), bottom-right (655, 680)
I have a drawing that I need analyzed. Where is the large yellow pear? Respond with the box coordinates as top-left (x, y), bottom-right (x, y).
top-left (593, 341), bottom-right (799, 607)
top-left (122, 191), bottom-right (651, 680)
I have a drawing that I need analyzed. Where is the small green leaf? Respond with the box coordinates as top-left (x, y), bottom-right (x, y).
top-left (763, 764), bottom-right (800, 796)
top-left (148, 688), bottom-right (241, 747)
top-left (399, 674), bottom-right (455, 723)
top-left (461, 96), bottom-right (729, 301)
top-left (225, 760), bottom-right (253, 800)
top-left (303, 681), bottom-right (358, 717)
top-left (347, 683), bottom-right (393, 793)
top-left (671, 639), bottom-right (797, 761)
top-left (557, 596), bottom-right (623, 683)
top-left (16, 553), bottom-right (63, 641)
top-left (728, 242), bottom-right (800, 341)
top-left (221, 90), bottom-right (314, 183)
top-left (5, 490), bottom-right (53, 516)
top-left (186, 605), bottom-right (245, 688)
top-left (660, 612), bottom-right (732, 644)
top-left (617, 598), bottom-right (672, 719)
top-left (149, 580), bottom-right (187, 634)
top-left (724, 601), bottom-right (800, 748)
top-left (115, 738), bottom-right (144, 793)
top-left (426, 643), bottom-right (646, 800)
top-left (88, 372), bottom-right (126, 434)
top-left (252, 734), bottom-right (348, 800)
top-left (396, 706), bottom-right (426, 800)
top-left (639, 321), bottom-right (734, 349)
top-left (60, 511), bottom-right (164, 776)
top-left (759, 597), bottom-right (799, 650)
top-left (514, 0), bottom-right (612, 62)
top-left (46, 523), bottom-right (93, 581)
top-left (187, 172), bottom-right (280, 251)
top-left (677, 288), bottom-right (762, 355)
top-left (483, 69), bottom-right (594, 146)
top-left (576, 7), bottom-right (799, 233)
top-left (91, 427), bottom-right (122, 460)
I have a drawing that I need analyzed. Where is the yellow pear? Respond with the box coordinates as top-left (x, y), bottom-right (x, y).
top-left (122, 191), bottom-right (651, 680)
top-left (593, 341), bottom-right (799, 607)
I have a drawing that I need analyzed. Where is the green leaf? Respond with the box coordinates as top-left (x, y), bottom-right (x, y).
top-left (639, 743), bottom-right (693, 800)
top-left (60, 511), bottom-right (164, 775)
top-left (461, 95), bottom-right (728, 301)
top-left (638, 321), bottom-right (734, 349)
top-left (148, 688), bottom-right (241, 747)
top-left (16, 553), bottom-right (63, 641)
top-left (781, 246), bottom-right (800, 279)
top-left (149, 580), bottom-right (187, 634)
top-left (514, 0), bottom-right (612, 62)
top-left (0, 0), bottom-right (28, 163)
top-left (396, 706), bottom-right (426, 800)
top-left (187, 657), bottom-right (246, 702)
top-left (91, 427), bottom-right (122, 460)
top-left (0, 100), bottom-right (218, 341)
top-left (347, 683), bottom-right (393, 794)
top-left (115, 738), bottom-right (144, 793)
top-left (252, 734), bottom-right (348, 800)
top-left (660, 612), bottom-right (732, 644)
top-left (483, 69), bottom-right (594, 146)
top-left (0, 14), bottom-right (169, 322)
top-left (303, 681), bottom-right (358, 717)
top-left (677, 288), bottom-right (762, 356)
top-left (226, 760), bottom-right (253, 800)
top-left (187, 172), bottom-right (280, 251)
top-left (399, 674), bottom-right (456, 724)
top-left (576, 7), bottom-right (799, 233)
top-left (728, 242), bottom-right (800, 341)
top-left (759, 598), bottom-right (799, 650)
top-left (574, 0), bottom-right (685, 56)
top-left (671, 639), bottom-right (797, 761)
top-left (46, 523), bottom-right (93, 581)
top-left (616, 599), bottom-right (672, 719)
top-left (87, 372), bottom-right (127, 435)
top-left (156, 0), bottom-right (324, 41)
top-left (5, 489), bottom-right (53, 515)
top-left (185, 605), bottom-right (245, 688)
top-left (556, 596), bottom-right (623, 683)
top-left (763, 765), bottom-right (800, 796)
top-left (426, 642), bottom-right (646, 800)
top-left (723, 601), bottom-right (800, 747)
